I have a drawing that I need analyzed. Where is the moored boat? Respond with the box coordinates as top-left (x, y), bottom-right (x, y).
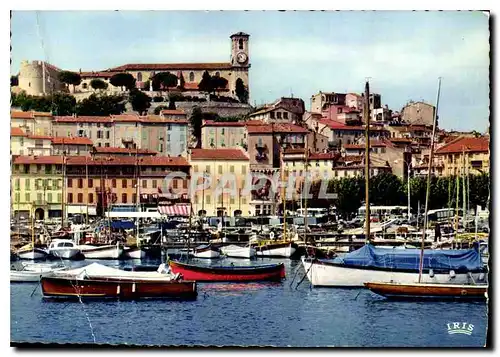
top-left (220, 245), bottom-right (256, 259)
top-left (17, 246), bottom-right (48, 260)
top-left (254, 241), bottom-right (296, 258)
top-left (78, 243), bottom-right (123, 259)
top-left (301, 244), bottom-right (486, 287)
top-left (47, 239), bottom-right (82, 260)
top-left (168, 260), bottom-right (285, 282)
top-left (364, 281), bottom-right (488, 300)
top-left (10, 261), bottom-right (67, 282)
top-left (122, 245), bottom-right (147, 259)
top-left (193, 244), bottom-right (221, 259)
top-left (40, 276), bottom-right (197, 300)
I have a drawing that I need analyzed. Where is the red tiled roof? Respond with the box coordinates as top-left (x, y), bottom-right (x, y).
top-left (27, 135), bottom-right (52, 140)
top-left (309, 152), bottom-right (339, 160)
top-left (160, 109), bottom-right (186, 116)
top-left (11, 127), bottom-right (27, 137)
top-left (202, 120), bottom-right (245, 127)
top-left (108, 63), bottom-right (233, 71)
top-left (13, 156), bottom-right (64, 165)
top-left (32, 112), bottom-right (53, 117)
top-left (93, 147), bottom-right (156, 155)
top-left (435, 136), bottom-right (489, 155)
top-left (11, 111), bottom-right (34, 119)
top-left (54, 116), bottom-right (113, 123)
top-left (389, 138), bottom-right (413, 143)
top-left (51, 137), bottom-right (93, 145)
top-left (190, 148), bottom-right (249, 161)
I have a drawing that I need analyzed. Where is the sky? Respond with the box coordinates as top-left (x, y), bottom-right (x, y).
top-left (10, 11), bottom-right (490, 132)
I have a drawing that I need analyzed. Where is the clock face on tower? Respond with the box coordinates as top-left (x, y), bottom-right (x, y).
top-left (236, 52), bottom-right (248, 64)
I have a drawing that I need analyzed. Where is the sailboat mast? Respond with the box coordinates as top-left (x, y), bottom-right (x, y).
top-left (418, 77), bottom-right (441, 283)
top-left (462, 146), bottom-right (467, 229)
top-left (364, 81), bottom-right (371, 243)
top-left (304, 135), bottom-right (309, 241)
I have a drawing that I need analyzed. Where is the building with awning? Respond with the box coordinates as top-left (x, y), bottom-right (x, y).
top-left (157, 204), bottom-right (190, 216)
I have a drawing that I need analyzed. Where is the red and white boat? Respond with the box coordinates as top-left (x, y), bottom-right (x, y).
top-left (168, 260), bottom-right (285, 282)
top-left (42, 262), bottom-right (197, 299)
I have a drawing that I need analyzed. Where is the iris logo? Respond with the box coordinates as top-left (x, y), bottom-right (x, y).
top-left (447, 322), bottom-right (474, 335)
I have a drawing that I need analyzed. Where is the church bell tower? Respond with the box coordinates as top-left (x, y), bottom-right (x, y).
top-left (230, 32), bottom-right (250, 68)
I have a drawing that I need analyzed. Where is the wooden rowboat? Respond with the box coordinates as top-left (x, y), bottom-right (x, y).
top-left (168, 260), bottom-right (286, 282)
top-left (41, 276), bottom-right (197, 300)
top-left (364, 281), bottom-right (488, 300)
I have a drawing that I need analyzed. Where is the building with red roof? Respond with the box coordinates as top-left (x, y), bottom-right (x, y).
top-left (434, 136), bottom-right (490, 176)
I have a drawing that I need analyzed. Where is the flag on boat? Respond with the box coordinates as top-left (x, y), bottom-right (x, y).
top-left (157, 204), bottom-right (190, 216)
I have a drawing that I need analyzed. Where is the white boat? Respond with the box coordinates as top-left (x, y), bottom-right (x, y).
top-left (10, 261), bottom-right (67, 282)
top-left (78, 243), bottom-right (123, 259)
top-left (47, 239), bottom-right (82, 260)
top-left (17, 246), bottom-right (48, 260)
top-left (123, 246), bottom-right (147, 259)
top-left (220, 245), bottom-right (256, 259)
top-left (255, 242), bottom-right (296, 258)
top-left (53, 262), bottom-right (176, 281)
top-left (193, 245), bottom-right (220, 259)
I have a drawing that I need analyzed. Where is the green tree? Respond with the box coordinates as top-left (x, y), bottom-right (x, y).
top-left (154, 105), bottom-right (168, 115)
top-left (58, 71), bottom-right (82, 92)
top-left (190, 106), bottom-right (203, 148)
top-left (50, 92), bottom-right (77, 116)
top-left (129, 89), bottom-right (152, 115)
top-left (11, 75), bottom-right (18, 87)
top-left (151, 72), bottom-right (178, 91)
top-left (235, 78), bottom-right (249, 103)
top-left (76, 94), bottom-right (126, 116)
top-left (178, 72), bottom-right (185, 89)
top-left (110, 73), bottom-right (136, 91)
top-left (369, 172), bottom-right (405, 206)
top-left (90, 79), bottom-right (108, 91)
top-left (198, 70), bottom-right (214, 94)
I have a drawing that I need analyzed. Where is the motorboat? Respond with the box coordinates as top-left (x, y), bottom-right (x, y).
top-left (254, 241), bottom-right (297, 258)
top-left (47, 239), bottom-right (82, 260)
top-left (220, 245), bottom-right (256, 259)
top-left (16, 244), bottom-right (48, 260)
top-left (122, 245), bottom-right (147, 259)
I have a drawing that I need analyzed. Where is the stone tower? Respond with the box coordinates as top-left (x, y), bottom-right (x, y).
top-left (229, 32), bottom-right (250, 102)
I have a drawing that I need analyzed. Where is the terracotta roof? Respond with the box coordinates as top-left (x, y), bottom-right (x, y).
top-left (32, 112), bottom-right (53, 117)
top-left (27, 135), bottom-right (52, 140)
top-left (202, 120), bottom-right (245, 127)
top-left (80, 71), bottom-right (116, 78)
top-left (93, 147), bottom-right (157, 155)
top-left (309, 152), bottom-right (339, 160)
top-left (54, 116), bottom-right (113, 123)
top-left (11, 127), bottom-right (27, 137)
top-left (11, 111), bottom-right (34, 119)
top-left (190, 148), bottom-right (249, 161)
top-left (160, 109), bottom-right (186, 116)
top-left (14, 156), bottom-right (64, 165)
top-left (283, 148), bottom-right (307, 154)
top-left (51, 137), bottom-right (93, 145)
top-left (107, 63), bottom-right (233, 71)
top-left (389, 138), bottom-right (413, 143)
top-left (110, 114), bottom-right (141, 122)
top-left (435, 136), bottom-right (489, 155)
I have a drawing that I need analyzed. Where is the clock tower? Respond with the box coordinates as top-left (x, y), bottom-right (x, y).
top-left (230, 32), bottom-right (250, 68)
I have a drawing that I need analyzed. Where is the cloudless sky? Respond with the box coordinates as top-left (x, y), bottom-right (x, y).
top-left (10, 11), bottom-right (490, 131)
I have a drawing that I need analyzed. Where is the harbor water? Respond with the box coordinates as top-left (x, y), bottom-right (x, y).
top-left (11, 258), bottom-right (488, 347)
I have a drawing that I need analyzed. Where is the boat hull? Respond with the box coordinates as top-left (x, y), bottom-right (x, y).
top-left (79, 245), bottom-right (123, 259)
top-left (255, 242), bottom-right (296, 258)
top-left (301, 257), bottom-right (484, 287)
top-left (221, 245), bottom-right (256, 259)
top-left (193, 248), bottom-right (220, 259)
top-left (123, 247), bottom-right (147, 259)
top-left (364, 282), bottom-right (488, 300)
top-left (168, 260), bottom-right (285, 282)
top-left (40, 276), bottom-right (197, 300)
top-left (17, 248), bottom-right (48, 260)
top-left (48, 248), bottom-right (81, 260)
